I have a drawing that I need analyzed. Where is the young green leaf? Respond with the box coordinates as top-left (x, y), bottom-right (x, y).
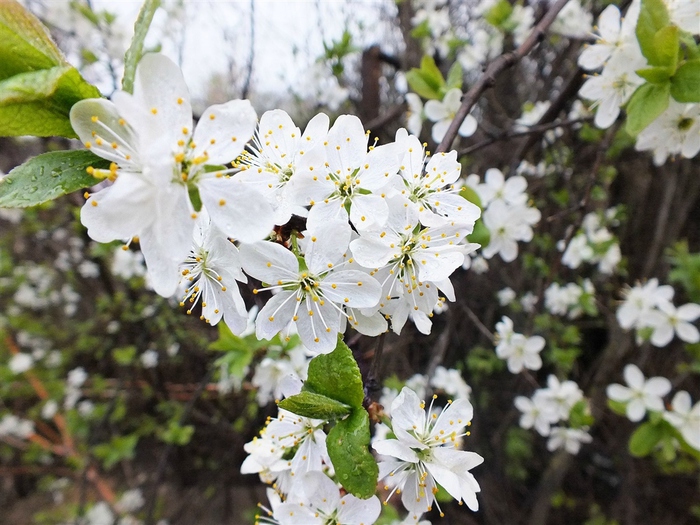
top-left (122, 0), bottom-right (160, 94)
top-left (636, 66), bottom-right (673, 84)
top-left (0, 0), bottom-right (64, 80)
top-left (625, 82), bottom-right (670, 136)
top-left (0, 65), bottom-right (101, 137)
top-left (635, 0), bottom-right (671, 65)
top-left (278, 391), bottom-right (352, 420)
top-left (445, 61), bottom-right (463, 91)
top-left (405, 70), bottom-right (441, 100)
top-left (304, 336), bottom-right (365, 409)
top-left (0, 150), bottom-right (105, 208)
top-left (419, 55), bottom-right (445, 92)
top-left (628, 421), bottom-right (664, 457)
top-left (670, 59), bottom-right (700, 103)
top-left (652, 25), bottom-right (680, 71)
top-left (327, 409), bottom-right (378, 499)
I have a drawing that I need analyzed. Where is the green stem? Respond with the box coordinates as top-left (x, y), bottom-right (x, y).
top-left (122, 0), bottom-right (161, 94)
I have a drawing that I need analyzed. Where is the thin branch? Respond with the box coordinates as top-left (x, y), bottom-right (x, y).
top-left (366, 332), bottom-right (387, 401)
top-left (241, 0), bottom-right (255, 99)
top-left (436, 0), bottom-right (571, 153)
top-left (459, 117), bottom-right (589, 156)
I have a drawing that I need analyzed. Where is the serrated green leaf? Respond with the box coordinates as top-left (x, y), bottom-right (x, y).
top-left (670, 59), bottom-right (700, 102)
top-left (327, 409), bottom-right (378, 499)
top-left (405, 70), bottom-right (441, 100)
top-left (122, 0), bottom-right (160, 94)
top-left (0, 150), bottom-right (105, 208)
top-left (0, 65), bottom-right (101, 137)
top-left (635, 0), bottom-right (671, 65)
top-left (445, 62), bottom-right (463, 91)
top-left (279, 391), bottom-right (352, 420)
top-left (629, 421), bottom-right (664, 457)
top-left (0, 0), bottom-right (64, 80)
top-left (636, 66), bottom-right (673, 84)
top-left (304, 336), bottom-right (365, 409)
top-left (625, 82), bottom-right (670, 136)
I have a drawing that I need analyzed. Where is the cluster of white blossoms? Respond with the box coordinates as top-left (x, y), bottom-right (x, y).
top-left (373, 388), bottom-right (483, 519)
top-left (544, 279), bottom-right (596, 320)
top-left (515, 375), bottom-right (592, 455)
top-left (578, 1), bottom-right (646, 129)
top-left (578, 0), bottom-right (700, 165)
top-left (561, 210), bottom-right (621, 275)
top-left (616, 278), bottom-right (700, 347)
top-left (607, 364), bottom-right (700, 451)
top-left (465, 168), bottom-right (540, 263)
top-left (241, 407), bottom-right (332, 497)
top-left (494, 316), bottom-right (545, 374)
top-left (72, 53), bottom-right (482, 355)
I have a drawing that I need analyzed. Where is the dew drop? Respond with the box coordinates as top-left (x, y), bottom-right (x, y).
top-left (51, 168), bottom-right (61, 177)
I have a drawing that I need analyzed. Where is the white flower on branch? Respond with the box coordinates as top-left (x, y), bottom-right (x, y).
top-left (70, 53), bottom-right (274, 296)
top-left (373, 387), bottom-right (483, 515)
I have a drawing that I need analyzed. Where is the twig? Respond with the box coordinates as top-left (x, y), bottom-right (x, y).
top-left (365, 103), bottom-right (406, 133)
top-left (463, 305), bottom-right (495, 344)
top-left (425, 310), bottom-right (453, 380)
top-left (241, 0), bottom-right (255, 99)
top-left (460, 118), bottom-right (589, 156)
top-left (436, 0), bottom-right (572, 153)
top-left (144, 366), bottom-right (216, 525)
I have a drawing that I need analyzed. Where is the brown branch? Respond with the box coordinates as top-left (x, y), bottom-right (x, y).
top-left (436, 0), bottom-right (572, 153)
top-left (459, 117), bottom-right (589, 156)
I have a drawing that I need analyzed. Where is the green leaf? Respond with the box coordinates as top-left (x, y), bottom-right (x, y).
top-left (160, 421), bottom-right (195, 446)
top-left (405, 70), bottom-right (441, 100)
top-left (459, 185), bottom-right (481, 208)
top-left (304, 336), bottom-right (365, 409)
top-left (122, 0), bottom-right (160, 94)
top-left (0, 150), bottom-right (105, 208)
top-left (670, 59), bottom-right (700, 102)
top-left (485, 0), bottom-right (514, 28)
top-left (327, 409), bottom-right (378, 499)
top-left (467, 219), bottom-right (490, 248)
top-left (0, 0), bottom-right (64, 80)
top-left (0, 65), bottom-right (101, 137)
top-left (636, 66), bottom-right (673, 84)
top-left (679, 31), bottom-right (700, 60)
top-left (278, 391), bottom-right (352, 420)
top-left (652, 25), bottom-right (679, 70)
top-left (629, 421), bottom-right (664, 457)
top-left (445, 61), bottom-right (463, 91)
top-left (93, 434), bottom-right (138, 468)
top-left (419, 55), bottom-right (445, 91)
top-left (635, 0), bottom-right (670, 65)
top-left (625, 82), bottom-right (670, 136)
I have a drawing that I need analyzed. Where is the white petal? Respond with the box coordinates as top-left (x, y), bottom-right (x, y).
top-left (198, 179), bottom-right (275, 242)
top-left (326, 115), bottom-right (367, 176)
top-left (69, 99), bottom-right (141, 169)
top-left (255, 291), bottom-right (296, 340)
top-left (80, 173), bottom-right (155, 243)
top-left (239, 241), bottom-right (299, 283)
top-left (192, 100), bottom-right (257, 164)
top-left (350, 193), bottom-right (389, 230)
top-left (321, 270), bottom-right (381, 309)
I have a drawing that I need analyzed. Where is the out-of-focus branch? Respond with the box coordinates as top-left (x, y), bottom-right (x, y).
top-left (459, 117), bottom-right (589, 156)
top-left (436, 0), bottom-right (571, 153)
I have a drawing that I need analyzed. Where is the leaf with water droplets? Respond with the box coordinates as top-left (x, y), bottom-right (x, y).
top-left (327, 408), bottom-right (378, 499)
top-left (0, 149), bottom-right (105, 208)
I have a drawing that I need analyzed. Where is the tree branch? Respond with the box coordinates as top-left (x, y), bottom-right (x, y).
top-left (436, 0), bottom-right (571, 153)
